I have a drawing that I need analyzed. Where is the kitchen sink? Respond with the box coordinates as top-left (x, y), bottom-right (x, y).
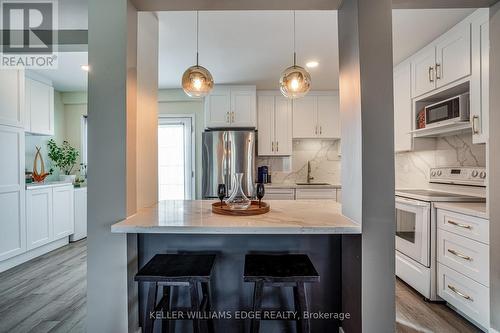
top-left (295, 182), bottom-right (331, 186)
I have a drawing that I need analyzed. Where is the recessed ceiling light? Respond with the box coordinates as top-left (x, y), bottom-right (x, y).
top-left (306, 61), bottom-right (319, 68)
top-left (81, 65), bottom-right (90, 72)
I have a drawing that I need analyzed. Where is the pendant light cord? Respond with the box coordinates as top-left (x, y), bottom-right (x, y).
top-left (293, 10), bottom-right (296, 66)
top-left (196, 11), bottom-right (199, 66)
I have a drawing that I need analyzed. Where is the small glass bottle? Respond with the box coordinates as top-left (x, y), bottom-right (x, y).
top-left (225, 173), bottom-right (251, 210)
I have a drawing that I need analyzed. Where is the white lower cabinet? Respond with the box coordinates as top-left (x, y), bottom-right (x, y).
top-left (26, 185), bottom-right (74, 251)
top-left (52, 185), bottom-right (75, 239)
top-left (295, 188), bottom-right (336, 200)
top-left (26, 188), bottom-right (53, 250)
top-left (436, 208), bottom-right (489, 330)
top-left (265, 188), bottom-right (295, 200)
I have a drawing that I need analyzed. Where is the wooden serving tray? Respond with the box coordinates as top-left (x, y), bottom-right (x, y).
top-left (212, 201), bottom-right (270, 216)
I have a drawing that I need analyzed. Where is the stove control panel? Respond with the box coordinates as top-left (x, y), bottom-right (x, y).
top-left (430, 167), bottom-right (486, 187)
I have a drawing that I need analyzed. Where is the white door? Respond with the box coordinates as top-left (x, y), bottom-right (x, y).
top-left (0, 69), bottom-right (24, 128)
top-left (274, 96), bottom-right (292, 155)
top-left (394, 60), bottom-right (413, 152)
top-left (317, 95), bottom-right (340, 139)
top-left (27, 188), bottom-right (52, 250)
top-left (230, 87), bottom-right (256, 127)
top-left (0, 125), bottom-right (26, 260)
top-left (257, 95), bottom-right (275, 155)
top-left (205, 86), bottom-right (231, 128)
top-left (52, 185), bottom-right (74, 239)
top-left (435, 22), bottom-right (471, 88)
top-left (411, 44), bottom-right (436, 97)
top-left (28, 78), bottom-right (54, 135)
top-left (395, 197), bottom-right (431, 267)
top-left (292, 96), bottom-right (317, 138)
top-left (158, 117), bottom-right (194, 200)
top-left (470, 9), bottom-right (489, 144)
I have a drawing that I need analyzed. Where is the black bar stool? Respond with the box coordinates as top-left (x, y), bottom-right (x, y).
top-left (244, 254), bottom-right (320, 333)
top-left (135, 254), bottom-right (216, 333)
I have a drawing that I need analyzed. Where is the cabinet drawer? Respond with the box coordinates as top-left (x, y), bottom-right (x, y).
top-left (438, 264), bottom-right (489, 329)
top-left (437, 209), bottom-right (488, 244)
top-left (295, 188), bottom-right (336, 200)
top-left (265, 188), bottom-right (295, 200)
top-left (437, 229), bottom-right (489, 286)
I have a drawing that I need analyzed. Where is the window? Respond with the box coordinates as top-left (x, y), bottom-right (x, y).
top-left (158, 117), bottom-right (193, 200)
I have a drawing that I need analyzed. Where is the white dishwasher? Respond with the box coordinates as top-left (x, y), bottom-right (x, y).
top-left (70, 187), bottom-right (87, 241)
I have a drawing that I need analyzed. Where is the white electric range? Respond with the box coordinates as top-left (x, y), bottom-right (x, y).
top-left (395, 167), bottom-right (486, 301)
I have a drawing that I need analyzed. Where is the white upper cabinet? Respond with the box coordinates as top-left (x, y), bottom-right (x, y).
top-left (25, 77), bottom-right (54, 136)
top-left (292, 95), bottom-right (317, 138)
top-left (257, 92), bottom-right (292, 156)
top-left (317, 95), bottom-right (340, 139)
top-left (394, 60), bottom-right (413, 152)
top-left (205, 85), bottom-right (256, 128)
top-left (52, 185), bottom-right (75, 239)
top-left (292, 93), bottom-right (340, 139)
top-left (435, 22), bottom-right (471, 88)
top-left (0, 70), bottom-right (24, 128)
top-left (411, 20), bottom-right (471, 98)
top-left (0, 125), bottom-right (25, 261)
top-left (470, 8), bottom-right (489, 144)
top-left (411, 44), bottom-right (437, 97)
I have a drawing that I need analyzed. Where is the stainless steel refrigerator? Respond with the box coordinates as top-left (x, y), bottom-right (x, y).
top-left (202, 130), bottom-right (255, 199)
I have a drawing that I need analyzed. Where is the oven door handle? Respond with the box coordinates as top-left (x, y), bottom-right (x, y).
top-left (396, 197), bottom-right (431, 207)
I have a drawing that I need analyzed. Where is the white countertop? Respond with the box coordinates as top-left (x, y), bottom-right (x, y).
top-left (26, 180), bottom-right (74, 190)
top-left (111, 200), bottom-right (360, 235)
top-left (434, 202), bottom-right (488, 219)
top-left (265, 183), bottom-right (341, 190)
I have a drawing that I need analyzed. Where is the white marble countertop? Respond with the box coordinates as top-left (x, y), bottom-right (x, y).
top-left (26, 180), bottom-right (74, 190)
top-left (264, 183), bottom-right (341, 190)
top-left (434, 202), bottom-right (488, 219)
top-left (111, 200), bottom-right (360, 234)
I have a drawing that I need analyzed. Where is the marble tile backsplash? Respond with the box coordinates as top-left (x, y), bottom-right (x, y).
top-left (257, 139), bottom-right (341, 185)
top-left (395, 133), bottom-right (486, 195)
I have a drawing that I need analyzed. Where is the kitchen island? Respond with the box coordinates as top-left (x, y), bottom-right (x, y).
top-left (112, 200), bottom-right (360, 332)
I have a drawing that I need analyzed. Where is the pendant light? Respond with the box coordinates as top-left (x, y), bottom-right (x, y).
top-left (279, 11), bottom-right (311, 99)
top-left (182, 11), bottom-right (214, 98)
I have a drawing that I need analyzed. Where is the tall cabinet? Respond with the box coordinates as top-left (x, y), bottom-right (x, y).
top-left (0, 69), bottom-right (26, 262)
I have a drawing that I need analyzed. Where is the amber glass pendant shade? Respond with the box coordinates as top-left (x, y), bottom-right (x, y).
top-left (279, 63), bottom-right (311, 99)
top-left (182, 64), bottom-right (214, 98)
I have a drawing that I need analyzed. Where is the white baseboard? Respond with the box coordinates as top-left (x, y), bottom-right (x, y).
top-left (0, 237), bottom-right (69, 273)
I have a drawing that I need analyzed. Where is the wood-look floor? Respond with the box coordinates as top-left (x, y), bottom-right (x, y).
top-left (0, 240), bottom-right (86, 333)
top-left (0, 240), bottom-right (481, 333)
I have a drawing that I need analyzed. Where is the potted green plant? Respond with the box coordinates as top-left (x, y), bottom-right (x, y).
top-left (47, 139), bottom-right (80, 183)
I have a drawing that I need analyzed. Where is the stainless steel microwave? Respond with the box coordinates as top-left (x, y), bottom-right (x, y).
top-left (424, 93), bottom-right (470, 128)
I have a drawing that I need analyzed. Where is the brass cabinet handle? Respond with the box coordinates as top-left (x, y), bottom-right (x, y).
top-left (320, 126), bottom-right (322, 135)
top-left (276, 141), bottom-right (279, 152)
top-left (231, 111), bottom-right (235, 123)
top-left (315, 125), bottom-right (318, 135)
top-left (448, 284), bottom-right (473, 301)
top-left (226, 112), bottom-right (230, 123)
top-left (472, 115), bottom-right (480, 134)
top-left (271, 142), bottom-right (274, 152)
top-left (447, 248), bottom-right (472, 261)
top-left (436, 63), bottom-right (441, 80)
top-left (429, 66), bottom-right (435, 82)
top-left (447, 220), bottom-right (472, 229)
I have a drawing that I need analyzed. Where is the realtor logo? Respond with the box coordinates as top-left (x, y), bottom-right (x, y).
top-left (0, 0), bottom-right (58, 68)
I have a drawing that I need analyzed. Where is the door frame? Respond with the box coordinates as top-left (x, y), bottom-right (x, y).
top-left (158, 114), bottom-right (196, 200)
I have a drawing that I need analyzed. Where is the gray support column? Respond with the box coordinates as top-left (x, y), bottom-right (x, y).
top-left (489, 2), bottom-right (500, 332)
top-left (338, 0), bottom-right (395, 332)
top-left (87, 0), bottom-right (137, 331)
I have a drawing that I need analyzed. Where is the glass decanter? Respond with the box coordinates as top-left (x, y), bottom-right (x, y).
top-left (225, 173), bottom-right (251, 210)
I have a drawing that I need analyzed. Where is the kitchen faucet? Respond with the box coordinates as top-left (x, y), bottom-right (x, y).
top-left (307, 161), bottom-right (314, 183)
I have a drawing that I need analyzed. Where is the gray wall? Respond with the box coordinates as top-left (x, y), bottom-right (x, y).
top-left (339, 0), bottom-right (395, 332)
top-left (489, 2), bottom-right (500, 331)
top-left (87, 0), bottom-right (132, 331)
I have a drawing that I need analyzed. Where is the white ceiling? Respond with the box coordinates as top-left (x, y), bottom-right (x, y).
top-left (40, 8), bottom-right (476, 92)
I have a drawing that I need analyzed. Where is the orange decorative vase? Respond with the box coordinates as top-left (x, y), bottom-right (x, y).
top-left (32, 147), bottom-right (50, 183)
